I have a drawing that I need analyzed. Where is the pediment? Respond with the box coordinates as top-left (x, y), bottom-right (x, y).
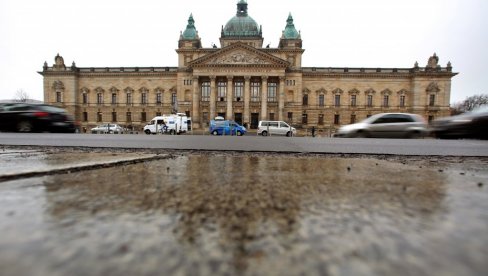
top-left (189, 42), bottom-right (289, 68)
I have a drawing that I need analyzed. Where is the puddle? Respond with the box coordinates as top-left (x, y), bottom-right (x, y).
top-left (0, 154), bottom-right (487, 276)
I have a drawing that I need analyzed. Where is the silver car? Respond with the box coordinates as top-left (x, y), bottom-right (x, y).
top-left (91, 123), bottom-right (125, 134)
top-left (335, 113), bottom-right (428, 138)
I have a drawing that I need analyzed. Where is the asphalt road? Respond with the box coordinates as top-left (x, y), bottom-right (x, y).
top-left (0, 133), bottom-right (487, 156)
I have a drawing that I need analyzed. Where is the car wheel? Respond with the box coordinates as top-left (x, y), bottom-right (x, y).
top-left (261, 131), bottom-right (268, 136)
top-left (17, 121), bottom-right (33, 132)
top-left (286, 131), bottom-right (292, 137)
top-left (236, 131), bottom-right (242, 136)
top-left (170, 130), bottom-right (177, 135)
top-left (144, 129), bottom-right (151, 135)
top-left (212, 130), bottom-right (219, 136)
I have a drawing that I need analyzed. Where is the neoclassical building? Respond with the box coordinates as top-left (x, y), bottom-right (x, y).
top-left (40, 0), bottom-right (457, 133)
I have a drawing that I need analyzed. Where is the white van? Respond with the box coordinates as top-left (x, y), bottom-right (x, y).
top-left (143, 113), bottom-right (191, 135)
top-left (257, 121), bottom-right (296, 137)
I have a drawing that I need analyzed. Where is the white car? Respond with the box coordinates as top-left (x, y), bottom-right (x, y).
top-left (91, 123), bottom-right (125, 134)
top-left (257, 120), bottom-right (296, 137)
top-left (335, 113), bottom-right (428, 138)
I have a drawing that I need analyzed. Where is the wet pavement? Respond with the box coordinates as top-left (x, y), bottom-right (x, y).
top-left (0, 147), bottom-right (487, 276)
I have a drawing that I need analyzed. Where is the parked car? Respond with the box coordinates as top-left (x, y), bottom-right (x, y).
top-left (257, 121), bottom-right (296, 137)
top-left (0, 102), bottom-right (76, 133)
top-left (335, 113), bottom-right (428, 138)
top-left (209, 120), bottom-right (246, 136)
top-left (91, 124), bottom-right (125, 134)
top-left (431, 106), bottom-right (488, 139)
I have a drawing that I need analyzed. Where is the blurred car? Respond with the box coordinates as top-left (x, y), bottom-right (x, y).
top-left (0, 102), bottom-right (76, 133)
top-left (335, 113), bottom-right (428, 138)
top-left (91, 123), bottom-right (125, 134)
top-left (431, 106), bottom-right (488, 139)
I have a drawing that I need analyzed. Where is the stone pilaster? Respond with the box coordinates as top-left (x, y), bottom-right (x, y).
top-left (192, 76), bottom-right (200, 128)
top-left (210, 76), bottom-right (216, 120)
top-left (227, 75), bottom-right (233, 120)
top-left (261, 76), bottom-right (268, 120)
top-left (279, 76), bottom-right (285, 121)
top-left (244, 76), bottom-right (251, 125)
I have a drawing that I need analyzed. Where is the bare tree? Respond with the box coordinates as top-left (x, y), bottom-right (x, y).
top-left (451, 94), bottom-right (488, 114)
top-left (14, 89), bottom-right (30, 102)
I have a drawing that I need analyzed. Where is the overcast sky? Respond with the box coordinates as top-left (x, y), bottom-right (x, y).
top-left (1, 0), bottom-right (487, 104)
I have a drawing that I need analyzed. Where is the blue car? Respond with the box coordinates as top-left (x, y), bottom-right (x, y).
top-left (210, 120), bottom-right (246, 136)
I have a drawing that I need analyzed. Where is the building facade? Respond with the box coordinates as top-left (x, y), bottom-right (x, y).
top-left (40, 0), bottom-right (457, 133)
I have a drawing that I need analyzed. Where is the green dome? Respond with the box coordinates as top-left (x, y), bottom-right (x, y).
top-left (222, 0), bottom-right (261, 37)
top-left (283, 13), bottom-right (299, 39)
top-left (182, 14), bottom-right (198, 39)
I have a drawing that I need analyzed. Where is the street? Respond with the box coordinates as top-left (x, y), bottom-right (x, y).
top-left (0, 132), bottom-right (487, 156)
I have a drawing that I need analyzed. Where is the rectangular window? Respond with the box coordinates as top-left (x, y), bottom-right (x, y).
top-left (303, 94), bottom-right (308, 106)
top-left (400, 95), bottom-right (406, 107)
top-left (156, 112), bottom-right (161, 117)
top-left (126, 112), bottom-right (132, 122)
top-left (141, 93), bottom-right (147, 105)
top-left (202, 112), bottom-right (209, 125)
top-left (302, 114), bottom-right (308, 124)
top-left (171, 93), bottom-right (177, 105)
top-left (56, 92), bottom-right (62, 103)
top-left (141, 112), bottom-right (146, 122)
top-left (269, 113), bottom-right (275, 121)
top-left (82, 94), bottom-right (88, 104)
top-left (201, 82), bottom-right (210, 102)
top-left (318, 114), bottom-right (324, 125)
top-left (83, 112), bottom-right (88, 122)
top-left (217, 81), bottom-right (227, 101)
top-left (351, 95), bottom-right (357, 107)
top-left (97, 112), bottom-right (102, 122)
top-left (429, 94), bottom-right (436, 106)
top-left (251, 81), bottom-right (260, 102)
top-left (234, 81), bottom-right (243, 101)
top-left (367, 95), bottom-right (373, 107)
top-left (267, 82), bottom-right (277, 102)
top-left (112, 112), bottom-right (117, 122)
top-left (334, 114), bottom-right (340, 125)
top-left (127, 93), bottom-right (132, 105)
top-left (156, 93), bottom-right (162, 104)
top-left (335, 95), bottom-right (341, 107)
top-left (111, 93), bottom-right (117, 105)
top-left (97, 93), bottom-right (103, 105)
top-left (319, 95), bottom-right (325, 107)
top-left (383, 95), bottom-right (389, 107)
top-left (288, 112), bottom-right (293, 121)
top-left (350, 114), bottom-right (356, 124)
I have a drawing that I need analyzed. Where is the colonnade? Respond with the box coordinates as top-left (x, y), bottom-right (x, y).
top-left (191, 75), bottom-right (286, 128)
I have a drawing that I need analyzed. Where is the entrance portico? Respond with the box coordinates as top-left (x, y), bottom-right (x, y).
top-left (190, 73), bottom-right (285, 128)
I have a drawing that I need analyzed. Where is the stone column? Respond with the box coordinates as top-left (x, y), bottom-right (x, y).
top-left (244, 76), bottom-right (251, 126)
top-left (261, 76), bottom-right (268, 120)
top-left (192, 76), bottom-right (200, 128)
top-left (210, 76), bottom-right (216, 120)
top-left (279, 76), bottom-right (286, 121)
top-left (227, 76), bottom-right (233, 120)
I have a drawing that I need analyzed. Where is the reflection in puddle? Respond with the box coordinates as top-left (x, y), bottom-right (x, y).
top-left (3, 154), bottom-right (487, 275)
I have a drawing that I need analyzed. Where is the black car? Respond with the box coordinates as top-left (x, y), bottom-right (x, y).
top-left (431, 106), bottom-right (488, 139)
top-left (0, 102), bottom-right (76, 133)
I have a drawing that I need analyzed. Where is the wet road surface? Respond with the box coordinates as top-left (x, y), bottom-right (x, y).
top-left (0, 148), bottom-right (487, 275)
